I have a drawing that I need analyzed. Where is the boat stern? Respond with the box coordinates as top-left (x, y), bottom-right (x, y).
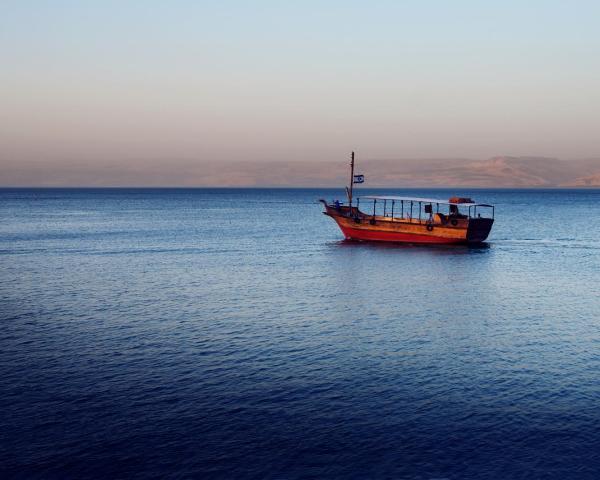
top-left (466, 217), bottom-right (494, 243)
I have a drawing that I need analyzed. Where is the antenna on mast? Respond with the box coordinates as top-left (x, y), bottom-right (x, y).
top-left (348, 151), bottom-right (355, 206)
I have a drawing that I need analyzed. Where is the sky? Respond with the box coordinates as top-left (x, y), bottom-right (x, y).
top-left (1, 1), bottom-right (600, 185)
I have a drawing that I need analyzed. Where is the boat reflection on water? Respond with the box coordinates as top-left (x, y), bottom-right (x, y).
top-left (329, 238), bottom-right (492, 254)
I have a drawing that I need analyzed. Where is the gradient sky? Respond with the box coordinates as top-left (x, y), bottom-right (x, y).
top-left (1, 1), bottom-right (600, 185)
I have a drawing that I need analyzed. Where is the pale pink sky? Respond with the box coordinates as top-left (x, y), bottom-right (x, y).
top-left (1, 1), bottom-right (600, 185)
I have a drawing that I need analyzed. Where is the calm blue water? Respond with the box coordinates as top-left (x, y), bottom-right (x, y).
top-left (1, 188), bottom-right (600, 479)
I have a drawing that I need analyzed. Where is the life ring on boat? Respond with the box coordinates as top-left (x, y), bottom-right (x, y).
top-left (369, 218), bottom-right (376, 225)
top-left (451, 219), bottom-right (458, 226)
top-left (426, 224), bottom-right (434, 231)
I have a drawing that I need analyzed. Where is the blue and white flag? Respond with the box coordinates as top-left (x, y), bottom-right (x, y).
top-left (353, 174), bottom-right (365, 184)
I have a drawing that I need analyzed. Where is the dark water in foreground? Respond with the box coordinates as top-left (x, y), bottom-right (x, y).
top-left (1, 188), bottom-right (600, 479)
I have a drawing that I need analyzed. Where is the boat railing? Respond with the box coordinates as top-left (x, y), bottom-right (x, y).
top-left (349, 197), bottom-right (494, 223)
top-left (322, 197), bottom-right (494, 224)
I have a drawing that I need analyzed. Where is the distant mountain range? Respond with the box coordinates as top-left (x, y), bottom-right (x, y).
top-left (353, 156), bottom-right (600, 188)
top-left (195, 156), bottom-right (600, 187)
top-left (3, 156), bottom-right (600, 187)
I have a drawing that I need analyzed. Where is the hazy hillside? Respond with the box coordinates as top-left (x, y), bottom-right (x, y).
top-left (355, 156), bottom-right (600, 187)
top-left (564, 173), bottom-right (600, 187)
top-left (2, 156), bottom-right (600, 187)
top-left (184, 156), bottom-right (600, 187)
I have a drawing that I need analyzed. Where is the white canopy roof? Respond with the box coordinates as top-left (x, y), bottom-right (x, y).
top-left (358, 195), bottom-right (493, 207)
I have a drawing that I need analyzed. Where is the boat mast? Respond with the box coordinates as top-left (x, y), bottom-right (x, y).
top-left (348, 151), bottom-right (355, 206)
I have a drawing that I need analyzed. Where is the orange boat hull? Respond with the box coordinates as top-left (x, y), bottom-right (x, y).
top-left (337, 224), bottom-right (467, 244)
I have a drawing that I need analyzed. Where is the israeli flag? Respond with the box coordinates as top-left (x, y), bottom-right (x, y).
top-left (353, 174), bottom-right (365, 184)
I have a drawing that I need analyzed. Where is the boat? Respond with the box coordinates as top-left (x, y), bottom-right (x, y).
top-left (320, 152), bottom-right (494, 245)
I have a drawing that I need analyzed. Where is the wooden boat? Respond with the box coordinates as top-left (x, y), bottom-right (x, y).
top-left (320, 153), bottom-right (494, 245)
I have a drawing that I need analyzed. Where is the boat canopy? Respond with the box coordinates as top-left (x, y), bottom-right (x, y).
top-left (358, 195), bottom-right (493, 208)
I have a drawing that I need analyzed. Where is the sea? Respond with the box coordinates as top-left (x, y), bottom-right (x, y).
top-left (1, 188), bottom-right (600, 479)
